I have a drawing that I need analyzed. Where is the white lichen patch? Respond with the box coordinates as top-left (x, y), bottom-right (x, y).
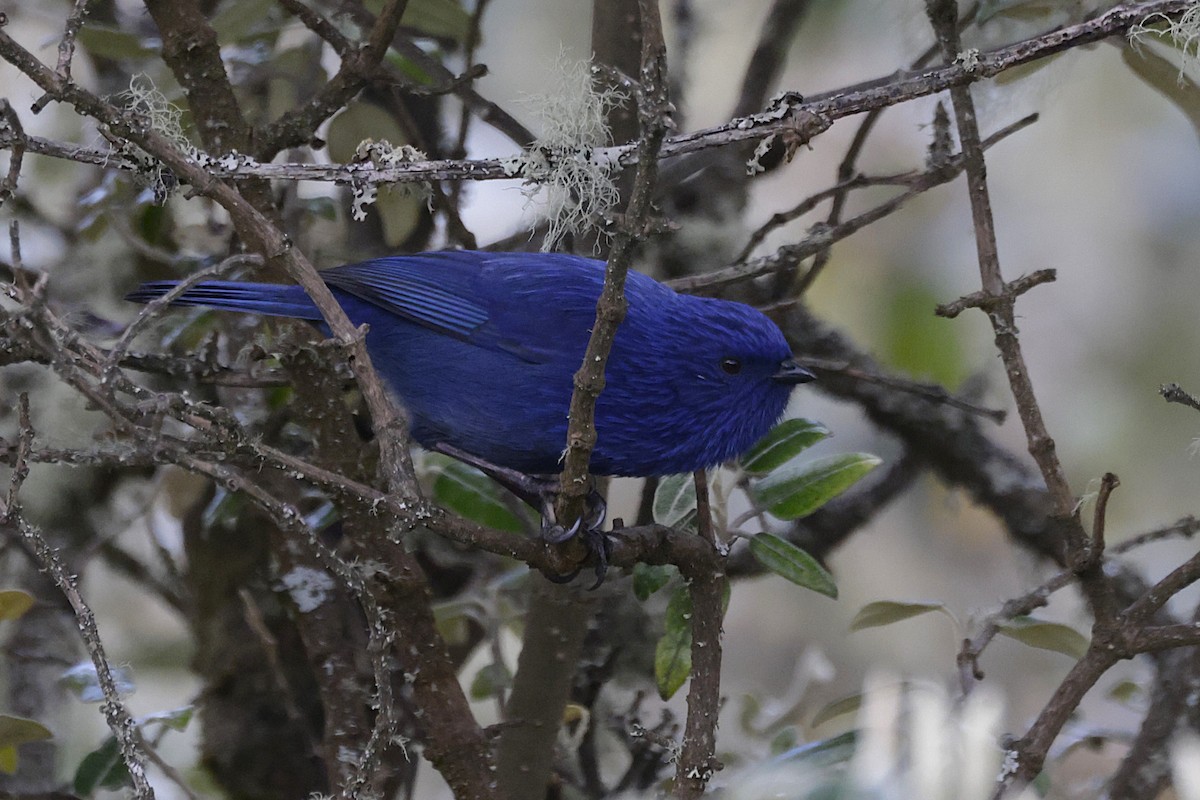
top-left (348, 139), bottom-right (430, 222)
top-left (280, 566), bottom-right (336, 612)
top-left (511, 53), bottom-right (626, 251)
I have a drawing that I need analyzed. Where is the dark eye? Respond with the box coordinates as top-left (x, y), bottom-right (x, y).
top-left (720, 357), bottom-right (742, 375)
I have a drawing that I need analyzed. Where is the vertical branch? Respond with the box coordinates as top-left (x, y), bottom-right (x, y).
top-left (497, 4), bottom-right (671, 797)
top-left (924, 0), bottom-right (1075, 522)
top-left (556, 0), bottom-right (671, 523)
top-left (495, 583), bottom-right (597, 800)
top-left (673, 469), bottom-right (726, 799)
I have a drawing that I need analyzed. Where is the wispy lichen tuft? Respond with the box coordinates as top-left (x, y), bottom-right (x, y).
top-left (1130, 4), bottom-right (1200, 79)
top-left (107, 76), bottom-right (191, 204)
top-left (511, 53), bottom-right (627, 252)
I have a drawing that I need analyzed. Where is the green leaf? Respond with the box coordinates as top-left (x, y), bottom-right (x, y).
top-left (0, 746), bottom-right (15, 775)
top-left (1108, 679), bottom-right (1143, 705)
top-left (652, 473), bottom-right (696, 531)
top-left (776, 730), bottom-right (859, 767)
top-left (632, 563), bottom-right (674, 601)
top-left (740, 419), bottom-right (831, 475)
top-left (76, 25), bottom-right (159, 60)
top-left (879, 282), bottom-right (966, 387)
top-left (849, 601), bottom-right (951, 632)
top-left (211, 0), bottom-right (277, 43)
top-left (400, 0), bottom-right (471, 41)
top-left (469, 661), bottom-right (512, 701)
top-left (433, 462), bottom-right (526, 534)
top-left (769, 726), bottom-right (800, 755)
top-left (654, 583), bottom-right (731, 700)
top-left (810, 694), bottom-right (863, 728)
top-left (0, 715), bottom-right (52, 748)
top-left (141, 706), bottom-right (194, 732)
top-left (73, 737), bottom-right (130, 795)
top-left (655, 588), bottom-right (693, 700)
top-left (751, 453), bottom-right (881, 520)
top-left (60, 661), bottom-right (135, 703)
top-left (748, 534), bottom-right (837, 598)
top-left (997, 617), bottom-right (1089, 659)
top-left (0, 590), bottom-right (34, 621)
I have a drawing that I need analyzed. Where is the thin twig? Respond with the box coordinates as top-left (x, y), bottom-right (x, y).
top-left (1, 401), bottom-right (155, 800)
top-left (31, 0), bottom-right (92, 113)
top-left (1161, 382), bottom-right (1200, 412)
top-left (927, 0), bottom-right (1074, 520)
top-left (0, 99), bottom-right (25, 207)
top-left (675, 113), bottom-right (1038, 294)
top-left (2, 2), bottom-right (1188, 189)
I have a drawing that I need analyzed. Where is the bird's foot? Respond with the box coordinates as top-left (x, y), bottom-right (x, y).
top-left (541, 491), bottom-right (612, 588)
top-left (431, 444), bottom-right (614, 586)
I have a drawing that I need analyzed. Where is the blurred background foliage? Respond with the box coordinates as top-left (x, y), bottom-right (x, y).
top-left (2, 0), bottom-right (1200, 797)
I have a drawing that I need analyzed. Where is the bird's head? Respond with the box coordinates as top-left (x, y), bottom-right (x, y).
top-left (606, 292), bottom-right (815, 473)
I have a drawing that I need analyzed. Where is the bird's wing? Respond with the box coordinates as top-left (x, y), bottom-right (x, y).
top-left (321, 251), bottom-right (614, 364)
top-left (322, 252), bottom-right (491, 339)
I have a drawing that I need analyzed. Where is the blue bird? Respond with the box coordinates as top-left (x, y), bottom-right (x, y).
top-left (126, 250), bottom-right (814, 479)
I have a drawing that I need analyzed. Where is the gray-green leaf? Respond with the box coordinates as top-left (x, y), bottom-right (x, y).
top-left (0, 590), bottom-right (34, 621)
top-left (433, 461), bottom-right (526, 534)
top-left (751, 453), bottom-right (881, 519)
top-left (633, 563), bottom-right (674, 601)
top-left (810, 694), bottom-right (863, 728)
top-left (850, 601), bottom-right (951, 632)
top-left (740, 418), bottom-right (831, 475)
top-left (997, 617), bottom-right (1089, 659)
top-left (652, 473), bottom-right (696, 531)
top-left (748, 534), bottom-right (836, 598)
top-left (654, 588), bottom-right (693, 700)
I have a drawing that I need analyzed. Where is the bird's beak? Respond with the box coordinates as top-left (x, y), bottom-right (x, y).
top-left (773, 359), bottom-right (816, 384)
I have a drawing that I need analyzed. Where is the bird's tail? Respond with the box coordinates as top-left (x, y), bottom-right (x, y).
top-left (125, 281), bottom-right (323, 321)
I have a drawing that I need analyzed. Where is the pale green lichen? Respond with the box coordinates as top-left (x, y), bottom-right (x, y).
top-left (1129, 3), bottom-right (1200, 79)
top-left (513, 54), bottom-right (626, 252)
top-left (108, 76), bottom-right (192, 203)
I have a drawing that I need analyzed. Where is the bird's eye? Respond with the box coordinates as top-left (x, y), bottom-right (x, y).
top-left (720, 357), bottom-right (742, 375)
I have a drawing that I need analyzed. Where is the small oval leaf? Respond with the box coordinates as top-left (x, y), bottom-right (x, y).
top-left (772, 730), bottom-right (859, 767)
top-left (469, 661), bottom-right (512, 701)
top-left (652, 474), bottom-right (696, 531)
top-left (748, 534), bottom-right (837, 598)
top-left (433, 462), bottom-right (526, 534)
top-left (997, 617), bottom-right (1089, 659)
top-left (60, 661), bottom-right (136, 703)
top-left (633, 563), bottom-right (674, 601)
top-left (0, 715), bottom-right (52, 748)
top-left (141, 706), bottom-right (194, 732)
top-left (0, 590), bottom-right (35, 621)
top-left (73, 737), bottom-right (129, 795)
top-left (850, 601), bottom-right (950, 632)
top-left (654, 588), bottom-right (693, 700)
top-left (811, 694), bottom-right (863, 728)
top-left (1108, 679), bottom-right (1143, 705)
top-left (0, 745), bottom-right (15, 775)
top-left (740, 418), bottom-right (831, 475)
top-left (751, 453), bottom-right (881, 520)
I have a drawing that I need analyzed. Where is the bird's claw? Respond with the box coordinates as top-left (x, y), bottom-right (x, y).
top-left (541, 491), bottom-right (613, 588)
